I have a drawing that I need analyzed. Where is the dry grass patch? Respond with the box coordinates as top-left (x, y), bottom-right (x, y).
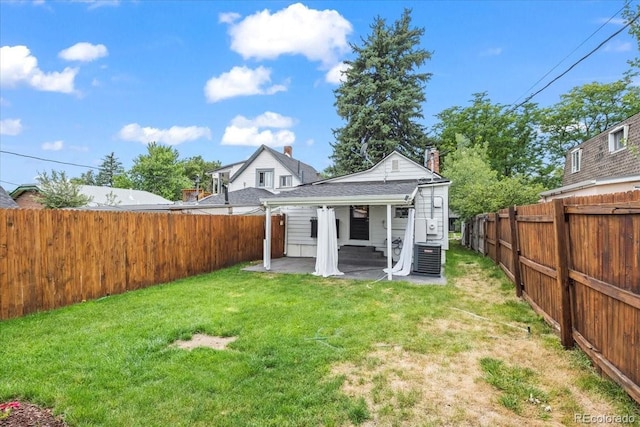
top-left (332, 254), bottom-right (624, 426)
top-left (171, 334), bottom-right (237, 350)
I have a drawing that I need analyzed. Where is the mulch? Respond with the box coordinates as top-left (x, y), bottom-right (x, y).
top-left (0, 401), bottom-right (67, 427)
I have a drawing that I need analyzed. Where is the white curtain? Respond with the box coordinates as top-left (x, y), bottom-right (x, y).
top-left (384, 208), bottom-right (415, 276)
top-left (313, 207), bottom-right (344, 277)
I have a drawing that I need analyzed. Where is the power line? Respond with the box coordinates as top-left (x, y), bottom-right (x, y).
top-left (0, 179), bottom-right (20, 186)
top-left (0, 150), bottom-right (100, 170)
top-left (510, 2), bottom-right (630, 106)
top-left (510, 9), bottom-right (640, 111)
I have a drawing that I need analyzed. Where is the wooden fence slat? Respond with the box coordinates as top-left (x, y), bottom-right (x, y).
top-left (509, 206), bottom-right (523, 297)
top-left (553, 198), bottom-right (573, 349)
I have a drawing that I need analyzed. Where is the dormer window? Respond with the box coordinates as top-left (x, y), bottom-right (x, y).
top-left (257, 169), bottom-right (274, 188)
top-left (279, 175), bottom-right (292, 188)
top-left (608, 124), bottom-right (629, 152)
top-left (570, 148), bottom-right (581, 173)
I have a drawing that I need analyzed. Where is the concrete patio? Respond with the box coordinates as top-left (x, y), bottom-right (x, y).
top-left (243, 257), bottom-right (447, 285)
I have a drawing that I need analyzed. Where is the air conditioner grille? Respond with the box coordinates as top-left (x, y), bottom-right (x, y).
top-left (413, 243), bottom-right (441, 277)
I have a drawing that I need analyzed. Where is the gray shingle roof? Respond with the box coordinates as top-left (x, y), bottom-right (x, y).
top-left (0, 185), bottom-right (18, 208)
top-left (199, 187), bottom-right (273, 206)
top-left (229, 145), bottom-right (320, 185)
top-left (262, 180), bottom-right (421, 200)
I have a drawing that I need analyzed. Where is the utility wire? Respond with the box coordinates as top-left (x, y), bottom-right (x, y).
top-left (0, 150), bottom-right (100, 170)
top-left (510, 9), bottom-right (640, 111)
top-left (510, 2), bottom-right (630, 106)
top-left (0, 179), bottom-right (20, 186)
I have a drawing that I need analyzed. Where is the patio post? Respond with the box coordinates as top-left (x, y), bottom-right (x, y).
top-left (264, 205), bottom-right (271, 270)
top-left (387, 204), bottom-right (392, 281)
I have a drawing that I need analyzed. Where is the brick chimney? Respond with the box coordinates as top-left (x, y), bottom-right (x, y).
top-left (283, 146), bottom-right (293, 157)
top-left (428, 148), bottom-right (440, 174)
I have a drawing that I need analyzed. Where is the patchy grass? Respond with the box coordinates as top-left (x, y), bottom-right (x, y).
top-left (1, 241), bottom-right (638, 426)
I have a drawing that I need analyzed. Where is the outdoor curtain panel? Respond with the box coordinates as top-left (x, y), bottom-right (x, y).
top-left (313, 207), bottom-right (344, 278)
top-left (384, 208), bottom-right (415, 277)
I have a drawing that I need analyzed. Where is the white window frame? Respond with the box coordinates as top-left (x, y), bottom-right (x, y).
top-left (570, 148), bottom-right (581, 173)
top-left (279, 175), bottom-right (292, 188)
top-left (391, 159), bottom-right (399, 171)
top-left (256, 169), bottom-right (274, 188)
top-left (608, 124), bottom-right (629, 152)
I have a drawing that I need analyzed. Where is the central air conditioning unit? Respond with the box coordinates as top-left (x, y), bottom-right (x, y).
top-left (413, 243), bottom-right (441, 277)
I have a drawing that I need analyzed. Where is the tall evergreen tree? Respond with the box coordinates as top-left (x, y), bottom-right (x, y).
top-left (329, 9), bottom-right (432, 175)
top-left (96, 152), bottom-right (125, 187)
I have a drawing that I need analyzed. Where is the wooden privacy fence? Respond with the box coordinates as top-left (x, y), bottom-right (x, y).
top-left (0, 210), bottom-right (285, 320)
top-left (467, 191), bottom-right (640, 404)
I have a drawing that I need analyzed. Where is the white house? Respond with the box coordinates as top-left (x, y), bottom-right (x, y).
top-left (208, 145), bottom-right (320, 196)
top-left (260, 151), bottom-right (450, 280)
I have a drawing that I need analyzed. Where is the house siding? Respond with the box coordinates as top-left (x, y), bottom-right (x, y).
top-left (229, 150), bottom-right (302, 192)
top-left (326, 152), bottom-right (434, 183)
top-left (563, 113), bottom-right (640, 186)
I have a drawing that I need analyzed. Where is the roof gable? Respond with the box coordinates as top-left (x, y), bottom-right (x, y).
top-left (229, 145), bottom-right (319, 184)
top-left (318, 151), bottom-right (439, 184)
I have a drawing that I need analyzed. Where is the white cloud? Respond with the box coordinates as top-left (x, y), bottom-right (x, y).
top-left (59, 42), bottom-right (108, 62)
top-left (0, 45), bottom-right (78, 93)
top-left (325, 62), bottom-right (350, 84)
top-left (231, 111), bottom-right (294, 129)
top-left (219, 12), bottom-right (241, 24)
top-left (305, 138), bottom-right (314, 146)
top-left (0, 118), bottom-right (23, 135)
top-left (118, 123), bottom-right (212, 145)
top-left (42, 140), bottom-right (64, 151)
top-left (604, 41), bottom-right (632, 52)
top-left (598, 17), bottom-right (626, 26)
top-left (222, 112), bottom-right (296, 147)
top-left (204, 65), bottom-right (286, 102)
top-left (479, 47), bottom-right (502, 57)
top-left (71, 0), bottom-right (120, 9)
top-left (0, 97), bottom-right (9, 107)
top-left (225, 3), bottom-right (352, 66)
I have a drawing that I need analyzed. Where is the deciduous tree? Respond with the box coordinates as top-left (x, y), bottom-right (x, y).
top-left (36, 170), bottom-right (92, 209)
top-left (129, 142), bottom-right (191, 200)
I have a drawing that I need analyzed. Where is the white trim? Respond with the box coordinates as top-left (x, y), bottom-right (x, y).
top-left (570, 148), bottom-right (582, 173)
top-left (608, 124), bottom-right (629, 153)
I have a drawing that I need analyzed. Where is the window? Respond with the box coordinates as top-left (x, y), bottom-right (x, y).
top-left (279, 175), bottom-right (292, 188)
top-left (608, 125), bottom-right (629, 152)
top-left (256, 169), bottom-right (274, 188)
top-left (395, 207), bottom-right (409, 218)
top-left (570, 149), bottom-right (581, 173)
top-left (391, 159), bottom-right (399, 171)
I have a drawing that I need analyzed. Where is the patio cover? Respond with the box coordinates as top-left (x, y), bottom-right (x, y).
top-left (260, 180), bottom-right (422, 280)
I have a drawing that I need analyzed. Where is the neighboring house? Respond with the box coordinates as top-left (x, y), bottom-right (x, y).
top-left (9, 184), bottom-right (44, 209)
top-left (0, 185), bottom-right (18, 208)
top-left (197, 187), bottom-right (274, 215)
top-left (209, 145), bottom-right (320, 195)
top-left (541, 112), bottom-right (640, 201)
top-left (260, 150), bottom-right (451, 275)
top-left (10, 184), bottom-right (173, 208)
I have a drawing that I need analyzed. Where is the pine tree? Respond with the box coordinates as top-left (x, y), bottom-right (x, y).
top-left (96, 152), bottom-right (125, 187)
top-left (330, 9), bottom-right (432, 175)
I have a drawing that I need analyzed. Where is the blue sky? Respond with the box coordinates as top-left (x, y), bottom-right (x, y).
top-left (1, 0), bottom-right (637, 191)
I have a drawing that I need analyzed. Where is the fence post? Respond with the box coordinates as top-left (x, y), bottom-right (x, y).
top-left (553, 198), bottom-right (573, 349)
top-left (494, 211), bottom-right (501, 265)
top-left (508, 206), bottom-right (523, 297)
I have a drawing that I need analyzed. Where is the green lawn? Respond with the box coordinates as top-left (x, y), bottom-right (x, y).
top-left (1, 242), bottom-right (637, 426)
